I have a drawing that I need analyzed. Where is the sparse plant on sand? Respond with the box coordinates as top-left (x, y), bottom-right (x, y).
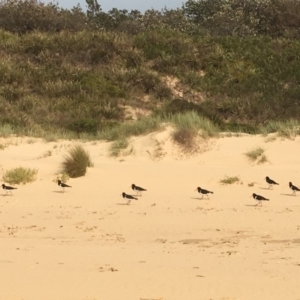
top-left (172, 128), bottom-right (197, 150)
top-left (62, 145), bottom-right (93, 178)
top-left (0, 143), bottom-right (7, 150)
top-left (3, 167), bottom-right (38, 184)
top-left (220, 175), bottom-right (240, 185)
top-left (245, 147), bottom-right (268, 164)
top-left (264, 135), bottom-right (277, 143)
top-left (109, 138), bottom-right (129, 157)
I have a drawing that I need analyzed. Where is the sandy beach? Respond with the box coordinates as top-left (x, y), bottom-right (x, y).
top-left (1, 132), bottom-right (300, 300)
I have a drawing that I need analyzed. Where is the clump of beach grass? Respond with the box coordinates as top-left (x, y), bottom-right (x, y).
top-left (2, 167), bottom-right (38, 185)
top-left (171, 111), bottom-right (219, 150)
top-left (261, 120), bottom-right (300, 139)
top-left (98, 116), bottom-right (163, 141)
top-left (109, 138), bottom-right (129, 157)
top-left (220, 175), bottom-right (240, 185)
top-left (62, 145), bottom-right (93, 178)
top-left (245, 147), bottom-right (268, 164)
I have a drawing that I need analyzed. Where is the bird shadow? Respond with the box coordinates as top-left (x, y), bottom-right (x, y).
top-left (1, 194), bottom-right (12, 197)
top-left (259, 187), bottom-right (271, 190)
top-left (52, 190), bottom-right (64, 193)
top-left (245, 204), bottom-right (261, 207)
top-left (191, 197), bottom-right (209, 200)
top-left (281, 193), bottom-right (297, 197)
top-left (116, 203), bottom-right (130, 206)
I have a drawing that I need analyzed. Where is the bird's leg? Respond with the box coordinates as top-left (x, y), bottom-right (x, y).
top-left (127, 201), bottom-right (130, 205)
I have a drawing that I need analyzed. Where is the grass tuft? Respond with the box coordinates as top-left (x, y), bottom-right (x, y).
top-left (62, 145), bottom-right (93, 178)
top-left (0, 124), bottom-right (15, 137)
top-left (98, 116), bottom-right (163, 141)
top-left (3, 167), bottom-right (38, 184)
top-left (172, 111), bottom-right (219, 138)
top-left (171, 111), bottom-right (218, 150)
top-left (261, 120), bottom-right (300, 139)
top-left (245, 147), bottom-right (268, 164)
top-left (220, 175), bottom-right (240, 185)
top-left (109, 138), bottom-right (129, 157)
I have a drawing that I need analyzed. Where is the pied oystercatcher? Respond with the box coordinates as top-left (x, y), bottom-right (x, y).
top-left (131, 184), bottom-right (147, 196)
top-left (122, 192), bottom-right (138, 205)
top-left (289, 182), bottom-right (300, 196)
top-left (251, 193), bottom-right (269, 206)
top-left (2, 184), bottom-right (17, 195)
top-left (265, 176), bottom-right (279, 189)
top-left (58, 180), bottom-right (72, 193)
top-left (195, 187), bottom-right (213, 199)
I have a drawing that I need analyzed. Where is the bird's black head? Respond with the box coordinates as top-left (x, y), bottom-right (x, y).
top-left (195, 187), bottom-right (201, 192)
top-left (252, 193), bottom-right (257, 198)
top-left (2, 184), bottom-right (5, 188)
top-left (131, 184), bottom-right (135, 189)
top-left (266, 176), bottom-right (269, 180)
top-left (122, 192), bottom-right (126, 197)
top-left (58, 180), bottom-right (61, 185)
top-left (289, 182), bottom-right (292, 186)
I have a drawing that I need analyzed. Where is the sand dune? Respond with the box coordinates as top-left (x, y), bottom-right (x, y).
top-left (1, 132), bottom-right (300, 300)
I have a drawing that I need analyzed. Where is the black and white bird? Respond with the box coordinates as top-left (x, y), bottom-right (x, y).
top-left (2, 184), bottom-right (17, 195)
top-left (251, 193), bottom-right (269, 206)
top-left (195, 187), bottom-right (214, 199)
top-left (58, 180), bottom-right (72, 193)
top-left (289, 182), bottom-right (300, 196)
top-left (131, 184), bottom-right (147, 196)
top-left (122, 192), bottom-right (138, 205)
top-left (265, 176), bottom-right (279, 189)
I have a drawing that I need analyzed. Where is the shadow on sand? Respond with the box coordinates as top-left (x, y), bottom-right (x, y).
top-left (191, 197), bottom-right (209, 200)
top-left (281, 193), bottom-right (297, 197)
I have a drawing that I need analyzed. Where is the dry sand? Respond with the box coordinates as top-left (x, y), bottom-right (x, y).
top-left (1, 132), bottom-right (300, 300)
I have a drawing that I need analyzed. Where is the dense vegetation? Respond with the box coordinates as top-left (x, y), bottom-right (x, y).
top-left (0, 0), bottom-right (299, 138)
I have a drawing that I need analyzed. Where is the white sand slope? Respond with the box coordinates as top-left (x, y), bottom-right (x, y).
top-left (1, 133), bottom-right (300, 300)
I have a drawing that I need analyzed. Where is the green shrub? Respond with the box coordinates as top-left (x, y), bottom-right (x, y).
top-left (62, 145), bottom-right (94, 178)
top-left (3, 167), bottom-right (38, 184)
